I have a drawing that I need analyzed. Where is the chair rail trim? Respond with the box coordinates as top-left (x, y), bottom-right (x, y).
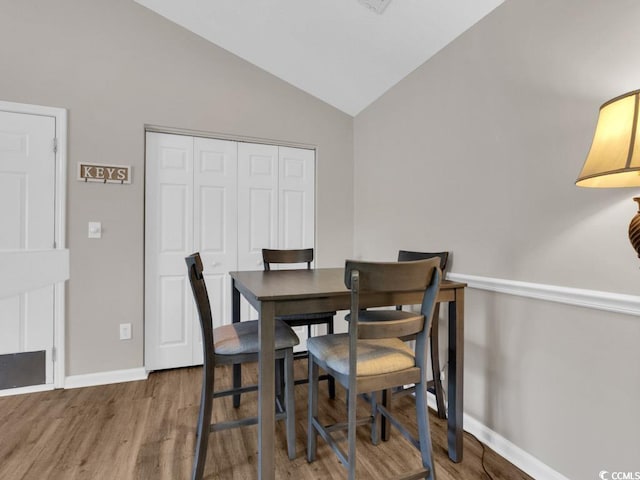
top-left (447, 273), bottom-right (640, 317)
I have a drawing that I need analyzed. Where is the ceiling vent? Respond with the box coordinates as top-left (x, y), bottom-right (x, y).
top-left (358, 0), bottom-right (392, 14)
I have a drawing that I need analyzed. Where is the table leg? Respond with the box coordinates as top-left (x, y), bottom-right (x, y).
top-left (258, 300), bottom-right (276, 480)
top-left (232, 280), bottom-right (242, 408)
top-left (447, 288), bottom-right (464, 463)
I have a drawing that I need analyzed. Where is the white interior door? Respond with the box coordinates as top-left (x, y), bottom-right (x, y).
top-left (145, 132), bottom-right (195, 370)
top-left (0, 110), bottom-right (56, 387)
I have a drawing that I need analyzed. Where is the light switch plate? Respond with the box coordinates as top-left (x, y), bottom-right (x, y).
top-left (88, 221), bottom-right (102, 239)
top-left (119, 323), bottom-right (132, 340)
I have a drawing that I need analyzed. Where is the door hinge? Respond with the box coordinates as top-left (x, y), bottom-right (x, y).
top-left (52, 347), bottom-right (57, 362)
top-left (53, 138), bottom-right (58, 154)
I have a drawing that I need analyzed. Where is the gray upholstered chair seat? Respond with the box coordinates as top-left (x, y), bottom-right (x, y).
top-left (345, 309), bottom-right (421, 323)
top-left (215, 319), bottom-right (300, 355)
top-left (307, 333), bottom-right (415, 377)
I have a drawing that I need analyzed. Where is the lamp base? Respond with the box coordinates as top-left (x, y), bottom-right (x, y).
top-left (628, 197), bottom-right (640, 258)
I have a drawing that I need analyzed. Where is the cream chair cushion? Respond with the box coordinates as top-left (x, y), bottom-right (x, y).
top-left (307, 333), bottom-right (415, 377)
top-left (214, 319), bottom-right (300, 355)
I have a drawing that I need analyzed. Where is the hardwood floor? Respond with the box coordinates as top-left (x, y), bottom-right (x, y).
top-left (0, 363), bottom-right (533, 479)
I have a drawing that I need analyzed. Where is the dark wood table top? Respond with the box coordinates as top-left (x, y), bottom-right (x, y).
top-left (229, 267), bottom-right (466, 301)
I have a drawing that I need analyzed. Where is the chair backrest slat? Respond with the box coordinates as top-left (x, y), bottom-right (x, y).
top-left (262, 248), bottom-right (314, 271)
top-left (398, 250), bottom-right (448, 271)
top-left (357, 316), bottom-right (425, 340)
top-left (186, 252), bottom-right (215, 356)
top-left (344, 259), bottom-right (437, 292)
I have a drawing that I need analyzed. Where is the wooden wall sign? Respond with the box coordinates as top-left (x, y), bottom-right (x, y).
top-left (78, 162), bottom-right (131, 184)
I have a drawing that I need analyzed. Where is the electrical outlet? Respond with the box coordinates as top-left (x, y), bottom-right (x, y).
top-left (119, 323), bottom-right (132, 340)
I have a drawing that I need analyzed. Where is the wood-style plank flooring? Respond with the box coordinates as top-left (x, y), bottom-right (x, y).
top-left (0, 363), bottom-right (533, 479)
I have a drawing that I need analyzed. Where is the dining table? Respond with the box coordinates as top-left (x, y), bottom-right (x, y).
top-left (229, 267), bottom-right (466, 480)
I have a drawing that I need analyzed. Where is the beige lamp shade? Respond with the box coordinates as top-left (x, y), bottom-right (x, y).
top-left (576, 89), bottom-right (640, 187)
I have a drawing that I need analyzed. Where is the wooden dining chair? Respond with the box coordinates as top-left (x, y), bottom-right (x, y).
top-left (185, 253), bottom-right (299, 480)
top-left (349, 250), bottom-right (449, 427)
top-left (307, 258), bottom-right (442, 480)
top-left (396, 251), bottom-right (448, 419)
top-left (262, 248), bottom-right (336, 398)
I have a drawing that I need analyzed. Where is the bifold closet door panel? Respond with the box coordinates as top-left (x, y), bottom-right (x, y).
top-left (145, 132), bottom-right (196, 370)
top-left (237, 142), bottom-right (279, 272)
top-left (237, 142), bottom-right (279, 322)
top-left (278, 146), bottom-right (316, 349)
top-left (278, 146), bottom-right (315, 251)
top-left (192, 137), bottom-right (239, 364)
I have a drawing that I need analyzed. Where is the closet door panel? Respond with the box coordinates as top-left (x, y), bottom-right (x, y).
top-left (278, 146), bottom-right (315, 250)
top-left (193, 137), bottom-right (238, 363)
top-left (237, 142), bottom-right (278, 321)
top-left (278, 146), bottom-right (316, 350)
top-left (145, 132), bottom-right (195, 370)
top-left (238, 142), bottom-right (278, 268)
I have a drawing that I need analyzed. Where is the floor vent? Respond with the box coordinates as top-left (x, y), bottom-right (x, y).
top-left (0, 351), bottom-right (46, 389)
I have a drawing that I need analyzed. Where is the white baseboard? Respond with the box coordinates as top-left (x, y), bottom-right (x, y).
top-left (463, 412), bottom-right (570, 480)
top-left (64, 367), bottom-right (148, 389)
top-left (0, 383), bottom-right (55, 397)
top-left (426, 393), bottom-right (569, 480)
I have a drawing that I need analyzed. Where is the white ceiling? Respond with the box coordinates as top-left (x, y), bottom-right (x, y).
top-left (135, 0), bottom-right (504, 116)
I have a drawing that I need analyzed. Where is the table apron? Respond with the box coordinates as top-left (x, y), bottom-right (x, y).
top-left (270, 290), bottom-right (458, 316)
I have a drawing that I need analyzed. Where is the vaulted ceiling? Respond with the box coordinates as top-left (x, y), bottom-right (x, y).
top-left (135, 0), bottom-right (504, 116)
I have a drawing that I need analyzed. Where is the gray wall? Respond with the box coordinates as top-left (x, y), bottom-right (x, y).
top-left (354, 0), bottom-right (640, 478)
top-left (0, 0), bottom-right (354, 376)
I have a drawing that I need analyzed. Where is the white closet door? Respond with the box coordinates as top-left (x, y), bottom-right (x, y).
top-left (145, 132), bottom-right (195, 370)
top-left (278, 146), bottom-right (315, 250)
top-left (145, 135), bottom-right (316, 369)
top-left (192, 137), bottom-right (238, 364)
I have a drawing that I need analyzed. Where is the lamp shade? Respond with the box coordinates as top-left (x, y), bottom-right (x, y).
top-left (576, 89), bottom-right (640, 187)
